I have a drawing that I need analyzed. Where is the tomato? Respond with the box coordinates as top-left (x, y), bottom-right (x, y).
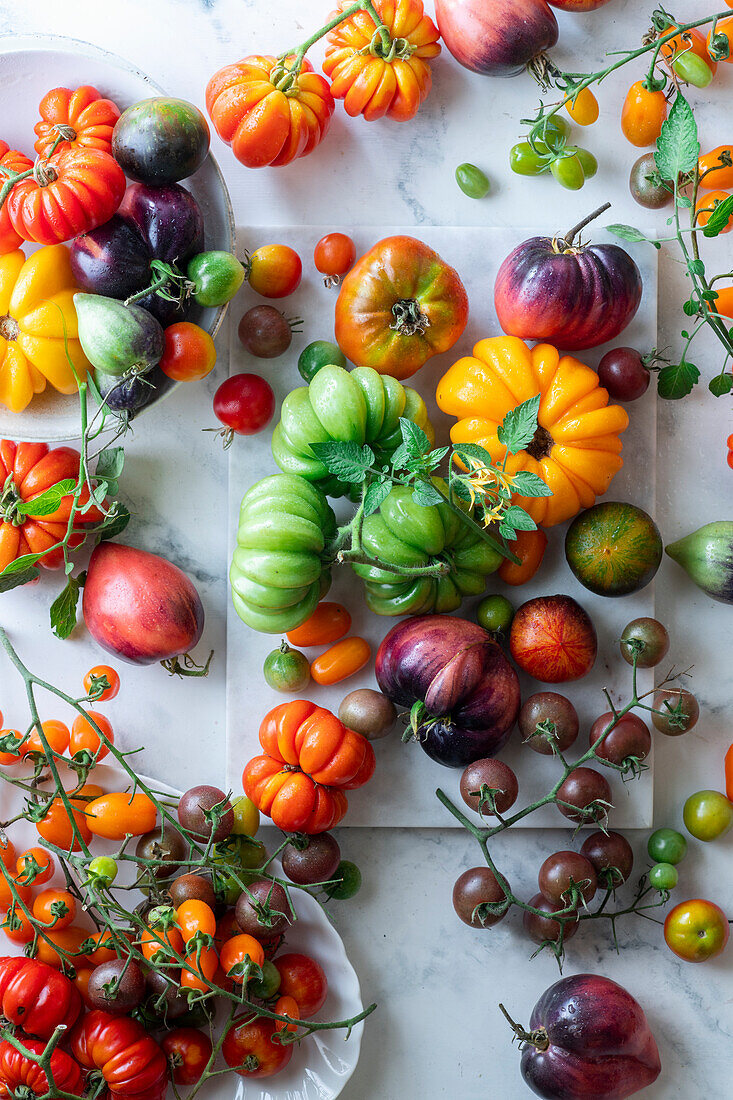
top-left (206, 55), bottom-right (334, 169)
top-left (0, 834), bottom-right (13, 867)
top-left (695, 189), bottom-right (733, 233)
top-left (652, 687), bottom-right (699, 735)
top-left (160, 321), bottom-right (217, 382)
top-left (647, 827), bottom-right (687, 864)
top-left (220, 932), bottom-right (265, 983)
top-left (314, 232), bottom-right (356, 285)
top-left (246, 244), bottom-right (302, 298)
top-left (86, 792), bottom-right (156, 839)
top-left (73, 966), bottom-right (95, 1007)
top-left (22, 718), bottom-right (69, 757)
top-left (213, 373), bottom-right (275, 439)
top-left (162, 1027), bottom-right (213, 1086)
top-left (36, 795), bottom-right (92, 851)
top-left (0, 956), bottom-right (82, 1038)
top-left (664, 898), bottom-right (730, 962)
top-left (187, 250), bottom-right (245, 308)
top-left (70, 709), bottom-right (113, 760)
top-left (699, 144), bottom-right (733, 189)
top-left (274, 993), bottom-right (300, 1034)
top-left (0, 1037), bottom-right (84, 1096)
top-left (683, 789), bottom-right (733, 841)
top-left (572, 147), bottom-right (598, 179)
top-left (498, 527), bottom-right (548, 586)
top-left (263, 642), bottom-right (311, 693)
top-left (223, 1015), bottom-right (293, 1077)
top-left (181, 945), bottom-right (219, 991)
top-left (455, 163), bottom-right (490, 199)
top-left (231, 795), bottom-right (260, 837)
top-left (86, 927), bottom-right (122, 964)
top-left (83, 663), bottom-right (120, 701)
top-left (550, 151), bottom-right (585, 190)
top-left (274, 953), bottom-right (327, 1016)
top-left (0, 728), bottom-right (23, 765)
top-left (0, 866), bottom-right (30, 911)
top-left (476, 595), bottom-right (514, 634)
top-left (177, 898), bottom-right (217, 944)
top-left (141, 920), bottom-right (184, 965)
top-left (15, 846), bottom-right (54, 886)
top-left (34, 925), bottom-right (91, 969)
top-left (2, 903), bottom-right (35, 946)
top-left (249, 958), bottom-right (281, 999)
top-left (672, 50), bottom-right (713, 87)
top-left (509, 141), bottom-right (550, 176)
top-left (34, 84), bottom-right (121, 156)
top-left (298, 339), bottom-right (347, 382)
top-left (33, 887), bottom-right (77, 930)
top-left (325, 859), bottom-right (362, 900)
top-left (566, 86), bottom-right (599, 126)
top-left (70, 1009), bottom-right (169, 1097)
top-left (310, 636), bottom-right (371, 686)
top-left (621, 81), bottom-right (667, 147)
top-left (0, 144), bottom-right (32, 254)
top-left (287, 602), bottom-right (352, 647)
top-left (707, 16), bottom-right (733, 62)
top-left (649, 862), bottom-right (678, 891)
top-left (726, 742), bottom-right (733, 801)
top-left (6, 146), bottom-right (125, 245)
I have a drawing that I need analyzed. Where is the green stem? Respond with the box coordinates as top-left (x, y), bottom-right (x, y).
top-left (279, 0), bottom-right (391, 77)
top-left (425, 479), bottom-right (520, 565)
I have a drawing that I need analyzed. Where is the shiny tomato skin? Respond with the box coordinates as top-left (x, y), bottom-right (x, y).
top-left (86, 791), bottom-right (157, 839)
top-left (36, 796), bottom-right (92, 851)
top-left (70, 709), bottom-right (113, 759)
top-left (664, 899), bottom-right (730, 962)
top-left (314, 232), bottom-right (356, 279)
top-left (274, 952), bottom-right (328, 1016)
top-left (222, 1015), bottom-right (293, 1077)
top-left (621, 81), bottom-right (667, 147)
top-left (70, 1008), bottom-right (169, 1096)
top-left (213, 373), bottom-right (275, 436)
top-left (0, 956), bottom-right (82, 1039)
top-left (162, 1026), bottom-right (213, 1085)
top-left (0, 1037), bottom-right (84, 1095)
top-left (83, 663), bottom-right (120, 700)
top-left (160, 321), bottom-right (217, 381)
top-left (247, 244), bottom-right (302, 298)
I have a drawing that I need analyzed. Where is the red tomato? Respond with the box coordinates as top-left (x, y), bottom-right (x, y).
top-left (70, 1009), bottom-right (169, 1097)
top-left (0, 1038), bottom-right (84, 1096)
top-left (222, 1015), bottom-right (293, 1078)
top-left (246, 244), bottom-right (302, 298)
top-left (0, 956), bottom-right (82, 1039)
top-left (213, 373), bottom-right (275, 438)
top-left (664, 898), bottom-right (730, 962)
top-left (83, 663), bottom-right (120, 701)
top-left (160, 321), bottom-right (217, 382)
top-left (15, 846), bottom-right (54, 886)
top-left (274, 952), bottom-right (328, 1016)
top-left (0, 144), bottom-right (32, 254)
top-left (162, 1026), bottom-right (213, 1086)
top-left (70, 709), bottom-right (113, 759)
top-left (314, 233), bottom-right (356, 285)
top-left (275, 993), bottom-right (300, 1034)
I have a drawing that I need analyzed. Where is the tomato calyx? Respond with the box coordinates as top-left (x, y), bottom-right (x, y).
top-left (160, 649), bottom-right (214, 678)
top-left (551, 200), bottom-right (612, 254)
top-left (389, 298), bottom-right (430, 337)
top-left (125, 259), bottom-right (195, 310)
top-left (0, 476), bottom-right (25, 526)
top-left (0, 313), bottom-right (18, 341)
top-left (359, 27), bottom-right (415, 62)
top-left (498, 1004), bottom-right (551, 1052)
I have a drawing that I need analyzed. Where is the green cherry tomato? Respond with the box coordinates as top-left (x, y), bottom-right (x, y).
top-left (570, 147), bottom-right (598, 179)
top-left (88, 855), bottom-right (118, 887)
top-left (551, 153), bottom-right (586, 190)
top-left (263, 642), bottom-right (311, 693)
top-left (298, 339), bottom-right (347, 383)
top-left (187, 251), bottom-right (246, 308)
top-left (672, 52), bottom-right (714, 88)
top-left (455, 163), bottom-right (491, 199)
top-left (247, 959), bottom-right (281, 999)
top-left (238, 838), bottom-right (268, 870)
top-left (649, 862), bottom-right (678, 891)
top-left (231, 795), bottom-right (260, 837)
top-left (325, 860), bottom-right (362, 900)
top-left (683, 790), bottom-right (733, 842)
top-left (510, 142), bottom-right (549, 176)
top-left (476, 594), bottom-right (514, 634)
top-left (647, 827), bottom-right (687, 865)
top-left (540, 115), bottom-right (570, 142)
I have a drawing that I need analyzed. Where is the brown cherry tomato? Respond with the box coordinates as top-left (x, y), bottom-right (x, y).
top-left (621, 81), bottom-right (667, 147)
top-left (497, 527), bottom-right (548, 585)
top-left (310, 636), bottom-right (371, 686)
top-left (160, 321), bottom-right (217, 382)
top-left (286, 602), bottom-right (352, 647)
top-left (83, 664), bottom-right (120, 701)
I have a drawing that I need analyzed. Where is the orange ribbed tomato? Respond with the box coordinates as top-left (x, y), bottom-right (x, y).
top-left (34, 85), bottom-right (121, 156)
top-left (323, 0), bottom-right (441, 122)
top-left (0, 143), bottom-right (32, 255)
top-left (436, 337), bottom-right (629, 527)
top-left (205, 55), bottom-right (334, 168)
top-left (242, 700), bottom-right (375, 833)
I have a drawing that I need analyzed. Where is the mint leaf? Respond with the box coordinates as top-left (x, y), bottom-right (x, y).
top-left (655, 92), bottom-right (699, 181)
top-left (363, 478), bottom-right (392, 516)
top-left (497, 394), bottom-right (541, 455)
top-left (709, 373), bottom-right (733, 397)
top-left (310, 442), bottom-right (374, 484)
top-left (502, 506), bottom-right (537, 532)
top-left (50, 573), bottom-right (85, 640)
top-left (411, 481), bottom-right (444, 508)
top-left (702, 193), bottom-right (733, 237)
top-left (511, 470), bottom-right (553, 498)
top-left (657, 361), bottom-right (700, 399)
top-left (16, 479), bottom-right (76, 518)
top-left (97, 503), bottom-right (131, 542)
top-left (398, 418), bottom-right (432, 459)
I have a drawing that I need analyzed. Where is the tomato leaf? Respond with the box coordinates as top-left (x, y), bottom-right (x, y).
top-left (15, 479), bottom-right (76, 518)
top-left (702, 193), bottom-right (733, 237)
top-left (511, 470), bottom-right (553, 498)
top-left (709, 373), bottom-right (733, 397)
top-left (363, 478), bottom-right (392, 517)
top-left (398, 418), bottom-right (432, 460)
top-left (310, 441), bottom-right (374, 484)
top-left (606, 224), bottom-right (660, 249)
top-left (411, 480), bottom-right (445, 508)
top-left (501, 505), bottom-right (537, 532)
top-left (49, 572), bottom-right (85, 640)
top-left (657, 361), bottom-right (700, 399)
top-left (94, 446), bottom-right (125, 496)
top-left (452, 442), bottom-right (496, 467)
top-left (96, 503), bottom-right (131, 542)
top-left (655, 92), bottom-right (699, 182)
top-left (0, 562), bottom-right (40, 593)
top-left (497, 394), bottom-right (541, 455)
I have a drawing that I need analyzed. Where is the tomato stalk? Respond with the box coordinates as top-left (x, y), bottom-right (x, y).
top-left (276, 0), bottom-right (392, 83)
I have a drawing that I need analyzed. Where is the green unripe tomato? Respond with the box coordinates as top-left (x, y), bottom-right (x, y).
top-left (647, 827), bottom-right (687, 865)
top-left (455, 163), bottom-right (490, 199)
top-left (231, 795), bottom-right (260, 838)
top-left (263, 641), bottom-right (311, 693)
top-left (541, 115), bottom-right (570, 142)
top-left (298, 339), bottom-right (347, 383)
top-left (325, 860), bottom-right (362, 900)
top-left (672, 52), bottom-right (714, 88)
top-left (683, 790), bottom-right (733, 842)
top-left (88, 855), bottom-right (118, 887)
top-left (570, 147), bottom-right (597, 179)
top-left (187, 251), bottom-right (245, 307)
top-left (510, 142), bottom-right (549, 176)
top-left (551, 153), bottom-right (586, 190)
top-left (476, 595), bottom-right (514, 635)
top-left (649, 862), bottom-right (678, 891)
top-left (248, 959), bottom-right (281, 999)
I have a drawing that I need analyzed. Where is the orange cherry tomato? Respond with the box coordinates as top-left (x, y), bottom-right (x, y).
top-left (313, 233), bottom-right (356, 286)
top-left (83, 664), bottom-right (120, 701)
top-left (621, 81), bottom-right (667, 147)
top-left (707, 16), bottom-right (733, 62)
top-left (286, 602), bottom-right (352, 648)
top-left (0, 872), bottom-right (31, 911)
top-left (181, 945), bottom-right (218, 991)
top-left (695, 189), bottom-right (733, 232)
top-left (85, 792), bottom-right (156, 839)
top-left (215, 910), bottom-right (240, 951)
top-left (177, 899), bottom-right (217, 944)
top-left (274, 994), bottom-right (300, 1034)
top-left (33, 888), bottom-right (76, 930)
top-left (725, 743), bottom-right (733, 800)
top-left (699, 145), bottom-right (733, 189)
top-left (310, 637), bottom-right (371, 686)
top-left (15, 847), bottom-right (54, 886)
top-left (711, 285), bottom-right (733, 318)
top-left (70, 782), bottom-right (105, 802)
top-left (141, 922), bottom-right (184, 965)
top-left (3, 905), bottom-right (35, 945)
top-left (660, 24), bottom-right (717, 74)
top-left (85, 928), bottom-right (123, 966)
top-left (0, 836), bottom-right (16, 869)
top-left (34, 925), bottom-right (91, 969)
top-left (23, 719), bottom-right (69, 758)
top-left (565, 87), bottom-right (599, 126)
top-left (160, 322), bottom-right (217, 382)
top-left (245, 245), bottom-right (302, 298)
top-left (36, 797), bottom-right (92, 852)
top-left (497, 528), bottom-right (548, 586)
top-left (73, 967), bottom-right (95, 1007)
top-left (0, 729), bottom-right (24, 766)
top-left (220, 933), bottom-right (265, 983)
top-left (70, 710), bottom-right (113, 760)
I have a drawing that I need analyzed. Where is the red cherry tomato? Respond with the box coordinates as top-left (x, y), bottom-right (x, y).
top-left (83, 665), bottom-right (120, 701)
top-left (161, 1027), bottom-right (213, 1086)
top-left (273, 953), bottom-right (327, 1016)
top-left (213, 374), bottom-right (275, 439)
top-left (246, 245), bottom-right (302, 298)
top-left (313, 233), bottom-right (356, 286)
top-left (160, 322), bottom-right (217, 382)
top-left (222, 1016), bottom-right (293, 1078)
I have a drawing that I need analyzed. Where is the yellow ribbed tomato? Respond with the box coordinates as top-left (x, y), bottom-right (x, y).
top-left (0, 245), bottom-right (90, 413)
top-left (436, 337), bottom-right (629, 527)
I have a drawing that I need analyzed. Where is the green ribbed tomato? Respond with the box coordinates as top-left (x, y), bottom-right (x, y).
top-left (271, 364), bottom-right (434, 497)
top-left (352, 479), bottom-right (503, 616)
top-left (230, 474), bottom-right (335, 633)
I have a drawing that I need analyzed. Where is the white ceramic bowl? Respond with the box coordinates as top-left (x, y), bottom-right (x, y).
top-left (0, 33), bottom-right (235, 442)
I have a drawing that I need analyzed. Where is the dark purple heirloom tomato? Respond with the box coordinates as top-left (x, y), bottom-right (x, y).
top-left (435, 0), bottom-right (558, 77)
top-left (71, 183), bottom-right (204, 326)
top-left (494, 216), bottom-right (643, 350)
top-left (375, 615), bottom-right (520, 767)
top-left (508, 974), bottom-right (661, 1100)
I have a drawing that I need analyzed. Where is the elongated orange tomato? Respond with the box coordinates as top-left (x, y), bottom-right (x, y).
top-left (35, 797), bottom-right (91, 852)
top-left (621, 81), bottom-right (667, 147)
top-left (85, 792), bottom-right (156, 839)
top-left (310, 637), bottom-right (371, 686)
top-left (141, 923), bottom-right (183, 965)
top-left (565, 87), bottom-right (599, 126)
top-left (286, 602), bottom-right (351, 647)
top-left (70, 710), bottom-right (114, 760)
top-left (274, 994), bottom-right (300, 1034)
top-left (699, 145), bottom-right (733, 189)
top-left (695, 189), bottom-right (733, 232)
top-left (34, 925), bottom-right (91, 969)
top-left (177, 900), bottom-right (217, 944)
top-left (712, 285), bottom-right (733, 318)
top-left (22, 719), bottom-right (69, 757)
top-left (497, 528), bottom-right (548, 586)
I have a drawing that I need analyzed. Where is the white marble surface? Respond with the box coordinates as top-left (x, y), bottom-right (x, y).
top-left (1, 1), bottom-right (732, 1098)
